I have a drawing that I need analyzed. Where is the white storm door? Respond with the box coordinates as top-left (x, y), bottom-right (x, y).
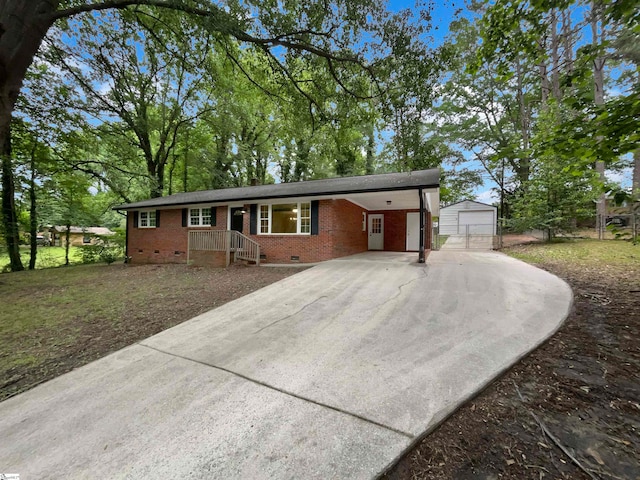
top-left (368, 214), bottom-right (384, 250)
top-left (406, 212), bottom-right (420, 251)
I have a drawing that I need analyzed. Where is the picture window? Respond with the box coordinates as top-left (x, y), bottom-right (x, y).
top-left (258, 202), bottom-right (311, 235)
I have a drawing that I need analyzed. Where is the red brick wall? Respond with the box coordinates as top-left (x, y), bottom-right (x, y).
top-left (327, 199), bottom-right (369, 260)
top-left (127, 201), bottom-right (432, 265)
top-left (127, 207), bottom-right (226, 264)
top-left (369, 210), bottom-right (409, 252)
top-left (242, 199), bottom-right (368, 263)
top-left (189, 251), bottom-right (228, 268)
top-left (128, 209), bottom-right (185, 264)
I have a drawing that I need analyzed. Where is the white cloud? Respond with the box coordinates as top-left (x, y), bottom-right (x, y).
top-left (606, 167), bottom-right (632, 188)
top-left (475, 189), bottom-right (499, 205)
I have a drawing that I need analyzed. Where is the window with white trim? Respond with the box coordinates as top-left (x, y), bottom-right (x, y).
top-left (259, 202), bottom-right (311, 234)
top-left (299, 202), bottom-right (311, 234)
top-left (189, 207), bottom-right (211, 226)
top-left (259, 205), bottom-right (269, 234)
top-left (139, 210), bottom-right (156, 228)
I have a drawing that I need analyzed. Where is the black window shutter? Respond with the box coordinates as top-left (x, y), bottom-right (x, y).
top-left (311, 200), bottom-right (319, 235)
top-left (133, 211), bottom-right (139, 228)
top-left (250, 204), bottom-right (257, 235)
top-left (182, 208), bottom-right (188, 227)
top-left (211, 206), bottom-right (216, 226)
top-left (155, 210), bottom-right (160, 228)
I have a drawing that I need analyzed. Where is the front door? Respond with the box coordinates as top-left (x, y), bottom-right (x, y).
top-left (406, 212), bottom-right (420, 251)
top-left (368, 214), bottom-right (384, 250)
top-left (230, 207), bottom-right (244, 233)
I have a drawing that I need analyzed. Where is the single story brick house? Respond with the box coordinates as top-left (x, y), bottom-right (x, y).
top-left (113, 169), bottom-right (440, 265)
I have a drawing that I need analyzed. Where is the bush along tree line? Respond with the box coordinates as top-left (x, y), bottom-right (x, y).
top-left (0, 0), bottom-right (638, 273)
top-left (78, 231), bottom-right (126, 266)
top-left (0, 230), bottom-right (125, 272)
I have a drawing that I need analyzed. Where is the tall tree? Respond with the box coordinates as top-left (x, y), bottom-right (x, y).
top-left (0, 0), bottom-right (435, 271)
top-left (428, 17), bottom-right (533, 212)
top-left (476, 0), bottom-right (638, 232)
top-left (49, 10), bottom-right (217, 198)
top-left (495, 1), bottom-right (636, 145)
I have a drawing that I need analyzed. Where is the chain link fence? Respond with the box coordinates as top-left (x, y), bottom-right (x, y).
top-left (432, 223), bottom-right (497, 250)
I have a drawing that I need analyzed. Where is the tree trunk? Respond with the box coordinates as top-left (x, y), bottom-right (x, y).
top-left (0, 2), bottom-right (58, 271)
top-left (365, 128), bottom-right (375, 175)
top-left (562, 10), bottom-right (574, 76)
top-left (633, 148), bottom-right (640, 195)
top-left (0, 117), bottom-right (23, 271)
top-left (591, 1), bottom-right (607, 239)
top-left (538, 43), bottom-right (550, 106)
top-left (168, 151), bottom-right (176, 196)
top-left (146, 156), bottom-right (164, 198)
top-left (550, 9), bottom-right (562, 101)
top-left (294, 138), bottom-right (310, 182)
top-left (65, 222), bottom-right (71, 266)
top-left (183, 131), bottom-right (189, 192)
top-left (29, 145), bottom-right (37, 270)
top-left (515, 59), bottom-right (531, 184)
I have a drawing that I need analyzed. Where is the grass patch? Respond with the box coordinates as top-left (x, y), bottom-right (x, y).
top-left (0, 262), bottom-right (303, 400)
top-left (0, 246), bottom-right (84, 270)
top-left (505, 238), bottom-right (640, 269)
top-left (435, 235), bottom-right (449, 248)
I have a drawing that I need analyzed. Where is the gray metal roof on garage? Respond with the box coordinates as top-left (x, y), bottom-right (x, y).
top-left (113, 168), bottom-right (440, 210)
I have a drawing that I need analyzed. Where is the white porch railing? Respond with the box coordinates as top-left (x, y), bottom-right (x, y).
top-left (188, 230), bottom-right (261, 267)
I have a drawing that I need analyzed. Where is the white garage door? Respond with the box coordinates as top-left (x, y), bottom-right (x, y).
top-left (458, 210), bottom-right (494, 235)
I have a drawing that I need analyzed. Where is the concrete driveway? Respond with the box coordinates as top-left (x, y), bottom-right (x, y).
top-left (0, 250), bottom-right (572, 479)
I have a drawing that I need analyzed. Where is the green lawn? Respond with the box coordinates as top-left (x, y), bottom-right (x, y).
top-left (504, 238), bottom-right (640, 268)
top-left (0, 246), bottom-right (83, 270)
top-left (0, 262), bottom-right (302, 400)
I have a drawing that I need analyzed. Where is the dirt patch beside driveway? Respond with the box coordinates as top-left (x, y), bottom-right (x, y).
top-left (384, 241), bottom-right (640, 480)
top-left (0, 263), bottom-right (304, 401)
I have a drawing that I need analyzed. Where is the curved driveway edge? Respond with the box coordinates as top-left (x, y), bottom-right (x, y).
top-left (0, 250), bottom-right (572, 479)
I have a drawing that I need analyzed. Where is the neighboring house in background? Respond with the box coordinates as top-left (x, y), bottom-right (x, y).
top-left (113, 169), bottom-right (440, 265)
top-left (45, 226), bottom-right (115, 247)
top-left (439, 200), bottom-right (497, 236)
top-left (605, 196), bottom-right (634, 227)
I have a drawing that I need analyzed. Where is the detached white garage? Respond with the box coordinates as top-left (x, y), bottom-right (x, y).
top-left (439, 200), bottom-right (497, 235)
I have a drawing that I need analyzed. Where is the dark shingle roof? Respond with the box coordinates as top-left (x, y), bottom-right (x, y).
top-left (113, 168), bottom-right (440, 210)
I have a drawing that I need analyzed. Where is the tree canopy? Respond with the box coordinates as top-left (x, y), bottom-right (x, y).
top-left (0, 0), bottom-right (444, 271)
top-left (1, 0), bottom-right (637, 272)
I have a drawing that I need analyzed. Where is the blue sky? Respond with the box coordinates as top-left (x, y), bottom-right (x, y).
top-left (386, 0), bottom-right (498, 202)
top-left (387, 0), bottom-right (468, 39)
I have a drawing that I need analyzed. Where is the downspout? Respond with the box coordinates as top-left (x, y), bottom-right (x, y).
top-left (419, 188), bottom-right (425, 263)
top-left (124, 210), bottom-right (129, 263)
